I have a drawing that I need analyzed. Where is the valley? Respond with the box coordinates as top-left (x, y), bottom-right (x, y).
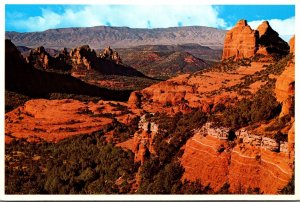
top-left (5, 19), bottom-right (295, 195)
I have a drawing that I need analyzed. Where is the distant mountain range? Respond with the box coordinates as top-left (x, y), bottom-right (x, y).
top-left (6, 26), bottom-right (226, 50)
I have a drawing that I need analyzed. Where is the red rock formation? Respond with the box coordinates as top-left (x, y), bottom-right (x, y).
top-left (132, 130), bottom-right (155, 164)
top-left (26, 46), bottom-right (71, 71)
top-left (181, 134), bottom-right (231, 191)
top-left (5, 98), bottom-right (139, 143)
top-left (287, 122), bottom-right (295, 167)
top-left (26, 46), bottom-right (51, 69)
top-left (289, 35), bottom-right (295, 54)
top-left (256, 21), bottom-right (290, 56)
top-left (275, 57), bottom-right (294, 117)
top-left (222, 20), bottom-right (289, 60)
top-left (128, 91), bottom-right (142, 108)
top-left (99, 46), bottom-right (122, 64)
top-left (181, 130), bottom-right (293, 193)
top-left (222, 20), bottom-right (258, 60)
top-left (70, 45), bottom-right (97, 70)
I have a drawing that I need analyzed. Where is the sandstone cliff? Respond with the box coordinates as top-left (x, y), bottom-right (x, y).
top-left (289, 35), bottom-right (295, 53)
top-left (275, 36), bottom-right (295, 117)
top-left (222, 20), bottom-right (258, 60)
top-left (256, 21), bottom-right (290, 56)
top-left (181, 123), bottom-right (293, 193)
top-left (222, 20), bottom-right (289, 60)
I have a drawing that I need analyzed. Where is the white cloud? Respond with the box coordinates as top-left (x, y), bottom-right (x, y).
top-left (8, 5), bottom-right (227, 32)
top-left (248, 17), bottom-right (295, 41)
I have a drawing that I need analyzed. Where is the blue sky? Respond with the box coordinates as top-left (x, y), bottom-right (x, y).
top-left (5, 5), bottom-right (295, 40)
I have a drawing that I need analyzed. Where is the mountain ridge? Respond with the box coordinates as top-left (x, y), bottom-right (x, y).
top-left (6, 25), bottom-right (226, 50)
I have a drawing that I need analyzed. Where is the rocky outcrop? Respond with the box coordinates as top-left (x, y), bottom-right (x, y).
top-left (222, 20), bottom-right (258, 60)
top-left (235, 128), bottom-right (291, 153)
top-left (133, 114), bottom-right (159, 163)
top-left (131, 60), bottom-right (270, 115)
top-left (181, 129), bottom-right (293, 193)
top-left (5, 39), bottom-right (132, 101)
top-left (256, 21), bottom-right (290, 56)
top-left (289, 35), bottom-right (295, 54)
top-left (128, 91), bottom-right (142, 108)
top-left (5, 99), bottom-right (116, 143)
top-left (198, 122), bottom-right (231, 140)
top-left (199, 123), bottom-right (287, 153)
top-left (261, 137), bottom-right (279, 152)
top-left (26, 46), bottom-right (71, 70)
top-left (100, 46), bottom-right (122, 64)
top-left (70, 45), bottom-right (97, 70)
top-left (287, 122), bottom-right (295, 166)
top-left (138, 114), bottom-right (159, 134)
top-left (69, 45), bottom-right (146, 78)
top-left (222, 20), bottom-right (289, 60)
top-left (132, 130), bottom-right (155, 164)
top-left (236, 129), bottom-right (262, 146)
top-left (26, 46), bottom-right (51, 69)
top-left (274, 37), bottom-right (295, 117)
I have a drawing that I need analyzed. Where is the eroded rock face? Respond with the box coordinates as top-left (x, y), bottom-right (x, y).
top-left (181, 130), bottom-right (293, 194)
top-left (99, 46), bottom-right (122, 64)
top-left (132, 130), bottom-right (155, 164)
top-left (275, 58), bottom-right (294, 117)
top-left (5, 98), bottom-right (140, 144)
top-left (128, 91), bottom-right (142, 108)
top-left (256, 21), bottom-right (289, 56)
top-left (222, 20), bottom-right (290, 60)
top-left (222, 20), bottom-right (258, 60)
top-left (26, 46), bottom-right (72, 71)
top-left (26, 46), bottom-right (51, 69)
top-left (70, 45), bottom-right (97, 70)
top-left (288, 122), bottom-right (295, 166)
top-left (289, 35), bottom-right (295, 54)
top-left (198, 122), bottom-right (230, 140)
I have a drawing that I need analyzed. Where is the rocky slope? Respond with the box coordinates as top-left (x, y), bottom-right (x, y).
top-left (5, 99), bottom-right (141, 144)
top-left (118, 44), bottom-right (222, 62)
top-left (119, 50), bottom-right (210, 78)
top-left (128, 60), bottom-right (270, 114)
top-left (6, 26), bottom-right (226, 50)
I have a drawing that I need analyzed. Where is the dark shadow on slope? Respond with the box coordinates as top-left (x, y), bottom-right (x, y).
top-left (5, 39), bottom-right (131, 101)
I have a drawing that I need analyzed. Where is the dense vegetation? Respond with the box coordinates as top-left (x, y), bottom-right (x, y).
top-left (219, 89), bottom-right (281, 129)
top-left (5, 131), bottom-right (138, 194)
